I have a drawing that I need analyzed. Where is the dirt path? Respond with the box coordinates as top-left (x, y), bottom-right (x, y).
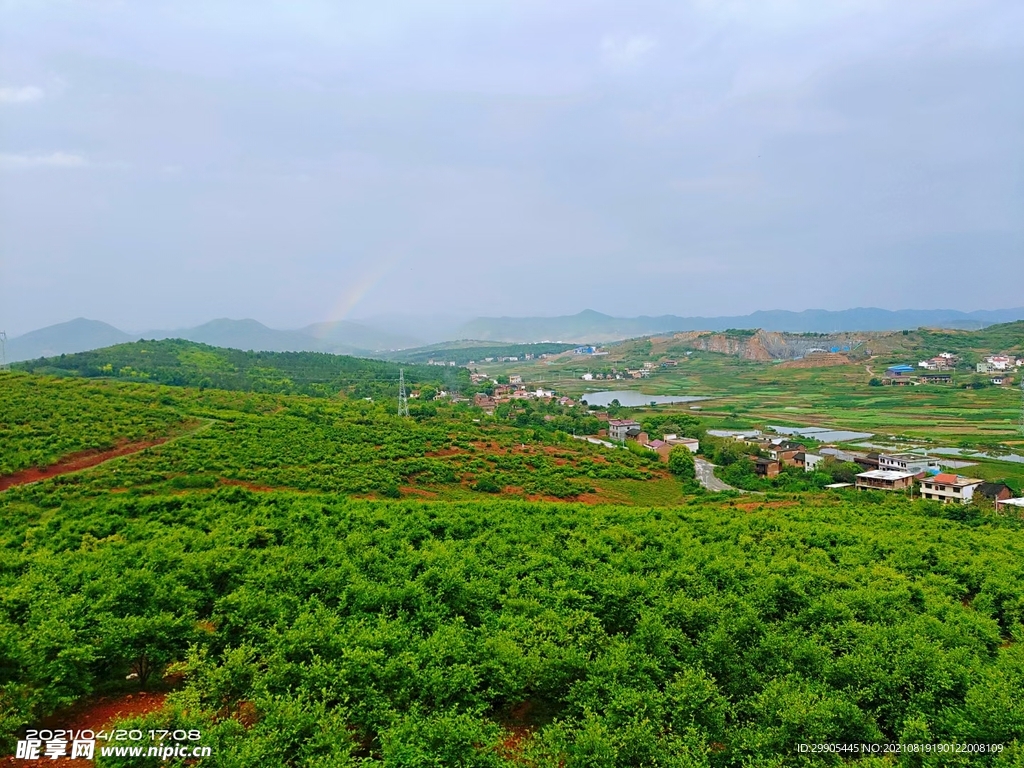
top-left (1, 691), bottom-right (167, 766)
top-left (0, 421), bottom-right (209, 493)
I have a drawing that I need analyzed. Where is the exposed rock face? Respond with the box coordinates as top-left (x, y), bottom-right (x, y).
top-left (672, 330), bottom-right (861, 361)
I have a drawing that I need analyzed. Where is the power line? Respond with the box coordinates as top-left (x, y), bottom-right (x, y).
top-left (398, 368), bottom-right (410, 417)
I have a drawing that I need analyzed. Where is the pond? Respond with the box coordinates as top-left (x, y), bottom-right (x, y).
top-left (579, 390), bottom-right (710, 407)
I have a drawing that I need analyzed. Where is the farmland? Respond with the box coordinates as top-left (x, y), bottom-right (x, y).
top-left (3, 485), bottom-right (1024, 766)
top-left (486, 335), bottom-right (1024, 450)
top-left (3, 337), bottom-right (1024, 766)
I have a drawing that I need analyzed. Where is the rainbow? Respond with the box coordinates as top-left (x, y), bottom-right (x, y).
top-left (315, 251), bottom-right (404, 334)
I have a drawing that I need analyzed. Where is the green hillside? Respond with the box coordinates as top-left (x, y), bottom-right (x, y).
top-left (13, 339), bottom-right (469, 399)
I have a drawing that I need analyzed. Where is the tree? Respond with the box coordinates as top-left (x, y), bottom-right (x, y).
top-left (667, 446), bottom-right (696, 480)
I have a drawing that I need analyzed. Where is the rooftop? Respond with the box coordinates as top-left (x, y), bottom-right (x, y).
top-left (922, 474), bottom-right (983, 487)
top-left (857, 470), bottom-right (916, 481)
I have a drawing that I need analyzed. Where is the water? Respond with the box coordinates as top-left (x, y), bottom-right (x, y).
top-left (767, 425), bottom-right (874, 443)
top-left (892, 446), bottom-right (1024, 464)
top-left (580, 390), bottom-right (710, 407)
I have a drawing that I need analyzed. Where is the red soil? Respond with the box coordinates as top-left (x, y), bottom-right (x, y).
top-left (219, 478), bottom-right (280, 492)
top-left (0, 440), bottom-right (171, 492)
top-left (2, 692), bottom-right (167, 767)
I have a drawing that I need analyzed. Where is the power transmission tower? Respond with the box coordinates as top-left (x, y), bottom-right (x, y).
top-left (0, 331), bottom-right (7, 371)
top-left (397, 368), bottom-right (409, 417)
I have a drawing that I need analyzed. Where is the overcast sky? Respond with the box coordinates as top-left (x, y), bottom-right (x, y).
top-left (1, 0), bottom-right (1021, 335)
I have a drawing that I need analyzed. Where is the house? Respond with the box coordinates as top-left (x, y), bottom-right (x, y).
top-left (976, 482), bottom-right (1013, 503)
top-left (752, 457), bottom-right (781, 478)
top-left (473, 394), bottom-right (496, 412)
top-left (493, 384), bottom-right (514, 397)
top-left (509, 375), bottom-right (522, 385)
top-left (663, 434), bottom-right (699, 453)
top-left (608, 419), bottom-right (641, 442)
top-left (879, 453), bottom-right (938, 475)
top-left (557, 396), bottom-right (575, 407)
top-left (581, 373), bottom-right (593, 381)
top-left (796, 452), bottom-right (824, 472)
top-left (991, 376), bottom-right (1007, 385)
top-left (855, 469), bottom-right (916, 492)
top-left (625, 427), bottom-right (648, 443)
top-left (919, 373), bottom-right (952, 384)
top-left (642, 362), bottom-right (655, 371)
top-left (885, 364), bottom-right (916, 377)
top-left (985, 355), bottom-right (1013, 371)
top-left (768, 441), bottom-right (806, 465)
top-left (853, 452), bottom-right (880, 470)
top-left (995, 497), bottom-right (1024, 515)
top-left (534, 388), bottom-right (554, 399)
top-left (919, 474), bottom-right (984, 504)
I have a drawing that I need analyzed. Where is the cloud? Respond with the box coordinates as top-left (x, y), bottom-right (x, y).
top-left (0, 85), bottom-right (44, 103)
top-left (600, 34), bottom-right (657, 67)
top-left (0, 152), bottom-right (88, 169)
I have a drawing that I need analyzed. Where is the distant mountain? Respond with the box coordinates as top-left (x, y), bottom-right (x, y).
top-left (6, 317), bottom-right (424, 363)
top-left (8, 307), bottom-right (1024, 361)
top-left (5, 318), bottom-right (136, 362)
top-left (454, 308), bottom-right (1024, 343)
top-left (150, 318), bottom-right (337, 354)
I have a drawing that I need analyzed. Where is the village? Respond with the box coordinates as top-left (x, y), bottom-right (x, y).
top-left (882, 353), bottom-right (1021, 386)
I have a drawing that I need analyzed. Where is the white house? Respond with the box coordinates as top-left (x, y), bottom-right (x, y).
top-left (855, 470), bottom-right (916, 492)
top-left (581, 373), bottom-right (593, 381)
top-left (878, 453), bottom-right (938, 475)
top-left (996, 497), bottom-right (1024, 514)
top-left (800, 452), bottom-right (825, 472)
top-left (663, 434), bottom-right (699, 453)
top-left (608, 419), bottom-right (641, 442)
top-left (919, 474), bottom-right (984, 504)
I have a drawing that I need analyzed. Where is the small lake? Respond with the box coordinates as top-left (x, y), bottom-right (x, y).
top-left (579, 390), bottom-right (710, 407)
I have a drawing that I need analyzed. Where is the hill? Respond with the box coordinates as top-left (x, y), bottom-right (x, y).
top-left (5, 318), bottom-right (425, 363)
top-left (8, 307), bottom-right (1024, 361)
top-left (4, 318), bottom-right (136, 361)
top-left (12, 338), bottom-right (468, 398)
top-left (454, 307), bottom-right (1024, 343)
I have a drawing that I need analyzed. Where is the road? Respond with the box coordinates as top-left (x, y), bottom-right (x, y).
top-left (695, 457), bottom-right (737, 492)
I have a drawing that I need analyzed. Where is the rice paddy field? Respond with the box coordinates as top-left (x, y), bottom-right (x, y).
top-left (483, 351), bottom-right (1024, 485)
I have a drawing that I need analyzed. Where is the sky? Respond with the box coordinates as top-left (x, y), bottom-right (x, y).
top-left (1, 0), bottom-right (1022, 335)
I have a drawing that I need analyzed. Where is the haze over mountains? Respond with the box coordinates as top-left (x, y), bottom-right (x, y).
top-left (6, 307), bottom-right (1024, 363)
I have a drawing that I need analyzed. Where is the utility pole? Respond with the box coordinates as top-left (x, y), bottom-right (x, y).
top-left (0, 331), bottom-right (7, 371)
top-left (397, 368), bottom-right (409, 417)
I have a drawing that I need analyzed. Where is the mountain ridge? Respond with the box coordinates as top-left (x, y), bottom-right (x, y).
top-left (7, 307), bottom-right (1024, 362)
